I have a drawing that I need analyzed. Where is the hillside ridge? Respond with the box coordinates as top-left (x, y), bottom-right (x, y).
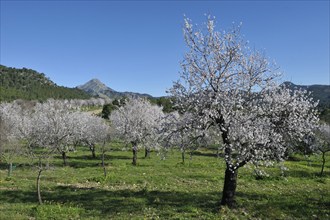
top-left (1, 65), bottom-right (329, 107)
top-left (282, 81), bottom-right (330, 108)
top-left (0, 65), bottom-right (91, 102)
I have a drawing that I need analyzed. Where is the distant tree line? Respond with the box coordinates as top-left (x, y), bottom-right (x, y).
top-left (148, 96), bottom-right (176, 113)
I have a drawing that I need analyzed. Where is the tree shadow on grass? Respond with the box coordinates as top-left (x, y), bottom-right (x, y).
top-left (49, 159), bottom-right (99, 169)
top-left (192, 151), bottom-right (218, 158)
top-left (50, 154), bottom-right (119, 168)
top-left (107, 155), bottom-right (132, 160)
top-left (236, 191), bottom-right (330, 219)
top-left (283, 169), bottom-right (330, 178)
top-left (67, 154), bottom-right (132, 161)
top-left (0, 162), bottom-right (35, 170)
top-left (0, 189), bottom-right (37, 204)
top-left (52, 185), bottom-right (220, 215)
top-left (47, 154), bottom-right (138, 169)
top-left (0, 163), bottom-right (9, 170)
top-left (0, 186), bottom-right (220, 218)
top-left (301, 162), bottom-right (330, 170)
top-left (2, 185), bottom-right (329, 219)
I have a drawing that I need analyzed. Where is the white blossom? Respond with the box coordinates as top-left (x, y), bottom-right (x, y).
top-left (169, 16), bottom-right (319, 171)
top-left (110, 98), bottom-right (164, 150)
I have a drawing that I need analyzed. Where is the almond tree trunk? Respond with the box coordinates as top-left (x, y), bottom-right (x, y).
top-left (220, 127), bottom-right (239, 208)
top-left (62, 151), bottom-right (67, 166)
top-left (90, 144), bottom-right (96, 159)
top-left (37, 168), bottom-right (43, 205)
top-left (103, 164), bottom-right (107, 177)
top-left (132, 143), bottom-right (138, 166)
top-left (320, 151), bottom-right (326, 176)
top-left (8, 162), bottom-right (13, 177)
top-left (220, 167), bottom-right (238, 208)
top-left (102, 148), bottom-right (106, 177)
top-left (144, 147), bottom-right (150, 158)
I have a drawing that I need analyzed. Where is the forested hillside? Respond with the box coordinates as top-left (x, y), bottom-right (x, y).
top-left (281, 82), bottom-right (330, 123)
top-left (282, 81), bottom-right (330, 108)
top-left (0, 65), bottom-right (91, 102)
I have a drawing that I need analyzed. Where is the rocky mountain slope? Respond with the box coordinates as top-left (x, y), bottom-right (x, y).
top-left (77, 79), bottom-right (152, 99)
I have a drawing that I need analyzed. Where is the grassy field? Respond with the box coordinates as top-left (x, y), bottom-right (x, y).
top-left (0, 143), bottom-right (329, 220)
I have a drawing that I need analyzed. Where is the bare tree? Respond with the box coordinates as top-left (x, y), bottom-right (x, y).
top-left (310, 124), bottom-right (330, 176)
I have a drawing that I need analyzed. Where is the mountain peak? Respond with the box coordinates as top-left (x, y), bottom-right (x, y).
top-left (78, 78), bottom-right (153, 99)
top-left (89, 78), bottom-right (102, 84)
top-left (85, 78), bottom-right (106, 87)
top-left (77, 78), bottom-right (115, 95)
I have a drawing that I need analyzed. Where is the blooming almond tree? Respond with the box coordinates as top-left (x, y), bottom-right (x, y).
top-left (1, 101), bottom-right (56, 204)
top-left (72, 111), bottom-right (110, 159)
top-left (71, 111), bottom-right (111, 176)
top-left (32, 100), bottom-right (77, 166)
top-left (0, 102), bottom-right (26, 176)
top-left (0, 100), bottom-right (112, 204)
top-left (110, 98), bottom-right (164, 165)
top-left (169, 16), bottom-right (319, 207)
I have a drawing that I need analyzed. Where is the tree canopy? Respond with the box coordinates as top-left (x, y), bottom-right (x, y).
top-left (169, 15), bottom-right (319, 207)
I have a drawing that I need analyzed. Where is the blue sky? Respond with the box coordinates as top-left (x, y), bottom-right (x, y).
top-left (1, 0), bottom-right (329, 97)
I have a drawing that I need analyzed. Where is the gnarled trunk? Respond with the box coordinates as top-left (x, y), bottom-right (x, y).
top-left (90, 144), bottom-right (96, 158)
top-left (145, 147), bottom-right (150, 158)
top-left (220, 167), bottom-right (238, 208)
top-left (220, 128), bottom-right (238, 208)
top-left (62, 151), bottom-right (67, 166)
top-left (132, 142), bottom-right (138, 166)
top-left (8, 162), bottom-right (13, 177)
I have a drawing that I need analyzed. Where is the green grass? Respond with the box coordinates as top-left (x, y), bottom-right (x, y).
top-left (0, 144), bottom-right (329, 219)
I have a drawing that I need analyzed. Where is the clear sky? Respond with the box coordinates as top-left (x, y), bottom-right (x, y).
top-left (1, 0), bottom-right (329, 97)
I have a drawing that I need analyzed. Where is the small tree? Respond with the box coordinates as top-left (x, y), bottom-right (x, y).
top-left (313, 124), bottom-right (330, 176)
top-left (5, 101), bottom-right (55, 205)
top-left (29, 144), bottom-right (55, 205)
top-left (76, 112), bottom-right (111, 176)
top-left (0, 101), bottom-right (41, 176)
top-left (32, 100), bottom-right (76, 166)
top-left (0, 103), bottom-right (24, 176)
top-left (0, 100), bottom-right (112, 204)
top-left (169, 15), bottom-right (319, 207)
top-left (161, 111), bottom-right (208, 163)
top-left (74, 112), bottom-right (111, 159)
top-left (110, 98), bottom-right (164, 165)
top-left (101, 103), bottom-right (117, 119)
